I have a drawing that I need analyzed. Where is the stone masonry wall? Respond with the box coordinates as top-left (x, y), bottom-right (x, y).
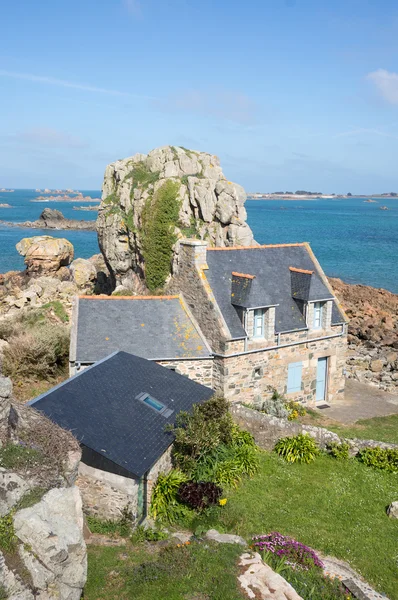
top-left (231, 403), bottom-right (398, 454)
top-left (77, 462), bottom-right (140, 521)
top-left (158, 358), bottom-right (213, 388)
top-left (215, 328), bottom-right (347, 406)
top-left (145, 446), bottom-right (173, 514)
top-left (170, 242), bottom-right (228, 352)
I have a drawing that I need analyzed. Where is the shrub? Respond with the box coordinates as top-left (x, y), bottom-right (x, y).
top-left (285, 400), bottom-right (306, 421)
top-left (252, 532), bottom-right (324, 571)
top-left (327, 441), bottom-right (350, 460)
top-left (142, 179), bottom-right (181, 292)
top-left (130, 525), bottom-right (168, 543)
top-left (357, 447), bottom-right (398, 473)
top-left (150, 470), bottom-right (189, 522)
top-left (274, 434), bottom-right (319, 464)
top-left (178, 481), bottom-right (222, 510)
top-left (170, 396), bottom-right (234, 474)
top-left (2, 324), bottom-right (69, 380)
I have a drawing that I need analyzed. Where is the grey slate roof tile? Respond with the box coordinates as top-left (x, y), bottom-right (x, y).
top-left (31, 351), bottom-right (214, 478)
top-left (75, 296), bottom-right (211, 363)
top-left (205, 245), bottom-right (344, 337)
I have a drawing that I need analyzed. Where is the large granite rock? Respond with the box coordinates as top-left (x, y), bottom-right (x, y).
top-left (238, 552), bottom-right (303, 599)
top-left (387, 501), bottom-right (398, 518)
top-left (70, 258), bottom-right (97, 290)
top-left (97, 145), bottom-right (256, 290)
top-left (16, 236), bottom-right (74, 275)
top-left (14, 487), bottom-right (87, 599)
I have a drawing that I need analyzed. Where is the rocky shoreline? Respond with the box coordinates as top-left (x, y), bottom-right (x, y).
top-left (0, 208), bottom-right (97, 231)
top-left (329, 277), bottom-right (398, 392)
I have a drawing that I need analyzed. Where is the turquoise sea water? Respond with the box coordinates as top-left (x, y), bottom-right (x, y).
top-left (0, 191), bottom-right (397, 293)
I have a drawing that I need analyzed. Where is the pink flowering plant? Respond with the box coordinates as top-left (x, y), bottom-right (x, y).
top-left (252, 532), bottom-right (324, 571)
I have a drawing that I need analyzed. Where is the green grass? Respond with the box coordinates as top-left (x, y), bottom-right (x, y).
top-left (0, 444), bottom-right (43, 470)
top-left (328, 414), bottom-right (398, 445)
top-left (85, 541), bottom-right (245, 600)
top-left (86, 515), bottom-right (131, 538)
top-left (213, 452), bottom-right (398, 600)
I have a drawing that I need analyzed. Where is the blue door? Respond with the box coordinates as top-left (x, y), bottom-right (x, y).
top-left (316, 357), bottom-right (328, 402)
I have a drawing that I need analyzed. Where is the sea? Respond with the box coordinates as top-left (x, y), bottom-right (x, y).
top-left (0, 190), bottom-right (397, 293)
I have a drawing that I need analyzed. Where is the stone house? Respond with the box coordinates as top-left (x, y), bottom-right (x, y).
top-left (171, 240), bottom-right (348, 406)
top-left (30, 351), bottom-right (213, 520)
top-left (69, 294), bottom-right (213, 387)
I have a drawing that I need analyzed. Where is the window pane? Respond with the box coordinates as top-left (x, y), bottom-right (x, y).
top-left (143, 395), bottom-right (164, 411)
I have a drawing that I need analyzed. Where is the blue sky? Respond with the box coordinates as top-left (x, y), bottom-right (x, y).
top-left (1, 0), bottom-right (398, 192)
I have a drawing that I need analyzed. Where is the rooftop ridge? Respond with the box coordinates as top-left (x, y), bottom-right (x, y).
top-left (207, 242), bottom-right (307, 251)
top-left (289, 266), bottom-right (314, 275)
top-left (79, 294), bottom-right (180, 300)
top-left (231, 271), bottom-right (256, 279)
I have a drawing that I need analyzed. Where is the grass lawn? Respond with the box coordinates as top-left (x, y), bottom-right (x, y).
top-left (214, 452), bottom-right (398, 600)
top-left (301, 409), bottom-right (398, 445)
top-left (85, 541), bottom-right (245, 600)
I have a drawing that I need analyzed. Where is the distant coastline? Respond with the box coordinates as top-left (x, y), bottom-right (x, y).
top-left (248, 193), bottom-right (398, 201)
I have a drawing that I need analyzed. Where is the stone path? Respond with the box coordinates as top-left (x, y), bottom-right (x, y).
top-left (316, 379), bottom-right (398, 424)
top-left (322, 555), bottom-right (390, 600)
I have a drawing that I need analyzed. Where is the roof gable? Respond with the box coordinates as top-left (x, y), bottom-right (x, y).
top-left (31, 351), bottom-right (214, 478)
top-left (74, 295), bottom-right (211, 363)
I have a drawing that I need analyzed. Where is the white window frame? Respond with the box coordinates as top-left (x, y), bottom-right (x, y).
top-left (313, 302), bottom-right (323, 329)
top-left (253, 308), bottom-right (265, 338)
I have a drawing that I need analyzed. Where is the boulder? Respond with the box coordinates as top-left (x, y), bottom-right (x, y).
top-left (370, 359), bottom-right (384, 373)
top-left (205, 528), bottom-right (246, 546)
top-left (0, 376), bottom-right (12, 421)
top-left (39, 208), bottom-right (65, 221)
top-left (0, 470), bottom-right (31, 517)
top-left (97, 145), bottom-right (256, 290)
top-left (14, 486), bottom-right (87, 598)
top-left (70, 258), bottom-right (97, 289)
top-left (16, 236), bottom-right (74, 275)
top-left (238, 552), bottom-right (303, 600)
top-left (387, 501), bottom-right (398, 518)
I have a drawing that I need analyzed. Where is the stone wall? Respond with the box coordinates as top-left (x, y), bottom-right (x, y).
top-left (170, 241), bottom-right (229, 353)
top-left (76, 446), bottom-right (173, 522)
top-left (215, 328), bottom-right (347, 406)
top-left (158, 358), bottom-right (213, 388)
top-left (77, 462), bottom-right (140, 521)
top-left (231, 403), bottom-right (398, 454)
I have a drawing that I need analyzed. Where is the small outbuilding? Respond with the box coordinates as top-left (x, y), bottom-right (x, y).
top-left (30, 351), bottom-right (214, 521)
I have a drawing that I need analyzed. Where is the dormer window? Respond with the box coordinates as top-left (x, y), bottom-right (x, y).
top-left (313, 302), bottom-right (323, 329)
top-left (253, 309), bottom-right (265, 338)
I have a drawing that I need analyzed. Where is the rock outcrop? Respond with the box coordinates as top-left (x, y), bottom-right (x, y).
top-left (1, 208), bottom-right (97, 231)
top-left (329, 277), bottom-right (398, 391)
top-left (0, 240), bottom-right (111, 319)
top-left (16, 236), bottom-right (74, 275)
top-left (97, 145), bottom-right (256, 290)
top-left (0, 377), bottom-right (87, 600)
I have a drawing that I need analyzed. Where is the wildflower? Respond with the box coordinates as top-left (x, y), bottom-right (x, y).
top-left (219, 498), bottom-right (227, 506)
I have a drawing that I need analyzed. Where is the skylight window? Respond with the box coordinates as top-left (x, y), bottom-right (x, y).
top-left (135, 392), bottom-right (174, 418)
top-left (143, 395), bottom-right (164, 411)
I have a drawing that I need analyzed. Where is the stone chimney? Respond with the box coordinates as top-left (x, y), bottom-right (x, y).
top-left (0, 376), bottom-right (12, 423)
top-left (179, 239), bottom-right (208, 270)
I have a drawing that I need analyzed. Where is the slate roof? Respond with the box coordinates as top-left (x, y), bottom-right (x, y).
top-left (205, 244), bottom-right (345, 338)
top-left (73, 296), bottom-right (211, 363)
top-left (30, 351), bottom-right (214, 478)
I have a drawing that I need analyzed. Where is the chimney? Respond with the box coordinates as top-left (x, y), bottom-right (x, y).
top-left (179, 239), bottom-right (208, 270)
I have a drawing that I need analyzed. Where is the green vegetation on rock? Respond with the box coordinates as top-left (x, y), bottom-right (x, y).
top-left (125, 161), bottom-right (160, 195)
top-left (0, 444), bottom-right (43, 470)
top-left (142, 179), bottom-right (181, 292)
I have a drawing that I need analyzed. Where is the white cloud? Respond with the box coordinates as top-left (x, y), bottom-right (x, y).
top-left (157, 89), bottom-right (257, 125)
top-left (0, 69), bottom-right (155, 100)
top-left (334, 127), bottom-right (398, 140)
top-left (367, 69), bottom-right (398, 105)
top-left (10, 128), bottom-right (87, 149)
